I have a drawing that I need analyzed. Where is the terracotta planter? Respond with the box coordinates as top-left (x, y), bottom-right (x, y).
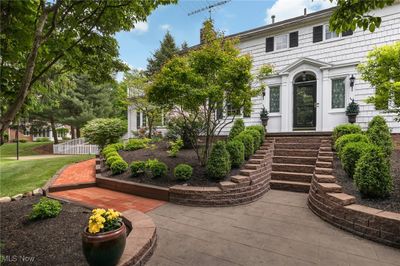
top-left (347, 114), bottom-right (357, 124)
top-left (82, 222), bottom-right (127, 266)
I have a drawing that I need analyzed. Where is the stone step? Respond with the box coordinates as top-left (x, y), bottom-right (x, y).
top-left (317, 183), bottom-right (342, 193)
top-left (315, 167), bottom-right (333, 175)
top-left (272, 137), bottom-right (323, 144)
top-left (272, 163), bottom-right (314, 173)
top-left (244, 164), bottom-right (259, 170)
top-left (270, 180), bottom-right (310, 193)
top-left (320, 146), bottom-right (333, 152)
top-left (248, 158), bottom-right (263, 164)
top-left (318, 156), bottom-right (333, 162)
top-left (316, 161), bottom-right (332, 168)
top-left (326, 193), bottom-right (356, 206)
top-left (275, 143), bottom-right (320, 150)
top-left (271, 171), bottom-right (313, 183)
top-left (251, 154), bottom-right (267, 159)
top-left (219, 181), bottom-right (238, 190)
top-left (314, 174), bottom-right (336, 183)
top-left (231, 175), bottom-right (250, 184)
top-left (319, 151), bottom-right (333, 157)
top-left (274, 149), bottom-right (319, 157)
top-left (273, 156), bottom-right (317, 165)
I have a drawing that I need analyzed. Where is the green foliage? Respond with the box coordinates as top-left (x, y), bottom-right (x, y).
top-left (102, 143), bottom-right (124, 156)
top-left (145, 159), bottom-right (168, 178)
top-left (258, 65), bottom-right (274, 79)
top-left (173, 164), bottom-right (193, 181)
top-left (106, 155), bottom-right (121, 167)
top-left (29, 198), bottom-right (62, 220)
top-left (332, 124), bottom-right (362, 143)
top-left (206, 141), bottom-right (231, 180)
top-left (226, 140), bottom-right (245, 168)
top-left (104, 151), bottom-right (119, 160)
top-left (234, 132), bottom-right (254, 159)
top-left (366, 116), bottom-right (394, 157)
top-left (346, 99), bottom-right (360, 115)
top-left (82, 118), bottom-right (127, 149)
top-left (354, 145), bottom-right (393, 198)
top-left (358, 42), bottom-right (400, 120)
top-left (124, 138), bottom-right (150, 151)
top-left (166, 115), bottom-right (203, 148)
top-left (228, 119), bottom-right (245, 140)
top-left (168, 138), bottom-right (184, 157)
top-left (35, 137), bottom-right (50, 142)
top-left (335, 133), bottom-right (370, 156)
top-left (130, 161), bottom-right (146, 176)
top-left (110, 159), bottom-right (128, 175)
top-left (260, 107), bottom-right (269, 119)
top-left (246, 125), bottom-right (265, 144)
top-left (341, 142), bottom-right (369, 178)
top-left (244, 129), bottom-right (261, 151)
top-left (329, 0), bottom-right (395, 33)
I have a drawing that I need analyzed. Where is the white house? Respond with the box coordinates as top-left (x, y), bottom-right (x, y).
top-left (127, 4), bottom-right (400, 136)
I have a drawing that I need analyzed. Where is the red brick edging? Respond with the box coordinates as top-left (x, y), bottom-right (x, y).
top-left (308, 140), bottom-right (400, 248)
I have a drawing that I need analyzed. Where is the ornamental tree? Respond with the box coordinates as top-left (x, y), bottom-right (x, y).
top-left (82, 118), bottom-right (127, 149)
top-left (148, 20), bottom-right (268, 165)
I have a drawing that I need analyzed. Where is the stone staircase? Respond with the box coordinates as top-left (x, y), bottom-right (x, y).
top-left (267, 134), bottom-right (332, 193)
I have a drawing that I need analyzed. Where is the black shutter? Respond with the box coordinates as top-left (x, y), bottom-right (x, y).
top-left (342, 30), bottom-right (353, 36)
top-left (265, 37), bottom-right (274, 52)
top-left (289, 31), bottom-right (298, 48)
top-left (313, 25), bottom-right (323, 43)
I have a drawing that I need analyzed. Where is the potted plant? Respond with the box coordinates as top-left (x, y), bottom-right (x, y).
top-left (346, 99), bottom-right (359, 124)
top-left (82, 208), bottom-right (126, 266)
top-left (260, 107), bottom-right (269, 127)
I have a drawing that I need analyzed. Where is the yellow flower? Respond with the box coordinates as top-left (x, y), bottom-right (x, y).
top-left (88, 213), bottom-right (106, 234)
top-left (92, 208), bottom-right (106, 216)
top-left (106, 209), bottom-right (120, 221)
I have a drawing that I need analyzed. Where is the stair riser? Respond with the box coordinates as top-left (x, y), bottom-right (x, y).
top-left (271, 172), bottom-right (312, 183)
top-left (315, 168), bottom-right (333, 175)
top-left (274, 150), bottom-right (319, 157)
top-left (273, 157), bottom-right (316, 165)
top-left (273, 138), bottom-right (324, 144)
top-left (270, 182), bottom-right (310, 193)
top-left (316, 162), bottom-right (332, 168)
top-left (275, 143), bottom-right (320, 150)
top-left (272, 164), bottom-right (314, 173)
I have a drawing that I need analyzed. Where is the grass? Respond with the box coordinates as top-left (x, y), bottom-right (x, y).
top-left (0, 142), bottom-right (51, 159)
top-left (0, 155), bottom-right (94, 197)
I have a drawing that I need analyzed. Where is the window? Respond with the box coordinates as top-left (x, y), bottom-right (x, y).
top-left (325, 25), bottom-right (338, 40)
top-left (136, 111), bottom-right (141, 129)
top-left (226, 102), bottom-right (241, 116)
top-left (269, 86), bottom-right (280, 113)
top-left (265, 37), bottom-right (274, 52)
top-left (313, 25), bottom-right (323, 43)
top-left (289, 31), bottom-right (298, 48)
top-left (331, 78), bottom-right (345, 109)
top-left (142, 112), bottom-right (147, 127)
top-left (275, 34), bottom-right (288, 50)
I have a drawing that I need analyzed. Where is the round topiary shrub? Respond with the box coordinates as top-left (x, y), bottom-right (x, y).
top-left (335, 133), bottom-right (370, 156)
top-left (244, 129), bottom-right (261, 151)
top-left (104, 151), bottom-right (119, 160)
top-left (234, 132), bottom-right (254, 159)
top-left (341, 142), bottom-right (369, 178)
top-left (29, 198), bottom-right (62, 220)
top-left (174, 164), bottom-right (193, 181)
top-left (110, 159), bottom-right (128, 175)
top-left (246, 125), bottom-right (265, 145)
top-left (366, 115), bottom-right (393, 157)
top-left (226, 140), bottom-right (245, 168)
top-left (354, 145), bottom-right (393, 198)
top-left (332, 124), bottom-right (362, 143)
top-left (82, 118), bottom-right (127, 149)
top-left (206, 141), bottom-right (231, 180)
top-left (106, 155), bottom-right (121, 167)
top-left (145, 159), bottom-right (168, 178)
top-left (228, 119), bottom-right (245, 140)
top-left (130, 161), bottom-right (146, 176)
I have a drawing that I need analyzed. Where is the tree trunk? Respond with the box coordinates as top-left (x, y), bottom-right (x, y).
top-left (50, 117), bottom-right (59, 144)
top-left (76, 127), bottom-right (81, 138)
top-left (0, 6), bottom-right (49, 140)
top-left (71, 126), bottom-right (75, 139)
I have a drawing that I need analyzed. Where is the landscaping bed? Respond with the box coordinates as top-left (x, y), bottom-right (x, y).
top-left (0, 196), bottom-right (89, 265)
top-left (101, 141), bottom-right (242, 187)
top-left (334, 149), bottom-right (400, 213)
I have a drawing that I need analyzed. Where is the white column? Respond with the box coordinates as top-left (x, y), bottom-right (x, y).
top-left (280, 74), bottom-right (290, 132)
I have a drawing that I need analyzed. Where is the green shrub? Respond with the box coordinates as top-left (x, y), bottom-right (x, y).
top-left (228, 119), bottom-right (245, 140)
top-left (35, 137), bottom-right (50, 142)
top-left (145, 159), bottom-right (168, 178)
top-left (19, 139), bottom-right (27, 143)
top-left (174, 164), bottom-right (193, 181)
top-left (167, 138), bottom-right (184, 157)
top-left (246, 125), bottom-right (265, 145)
top-left (366, 115), bottom-right (393, 157)
top-left (102, 143), bottom-right (124, 156)
top-left (354, 145), bottom-right (393, 198)
top-left (82, 118), bottom-right (127, 149)
top-left (244, 129), bottom-right (261, 151)
top-left (206, 141), bottom-right (231, 180)
top-left (226, 140), bottom-right (245, 168)
top-left (106, 155), bottom-right (121, 167)
top-left (124, 138), bottom-right (150, 151)
top-left (332, 124), bottom-right (362, 143)
top-left (104, 151), bottom-right (119, 159)
top-left (234, 132), bottom-right (254, 159)
top-left (341, 142), bottom-right (369, 178)
top-left (335, 133), bottom-right (370, 156)
top-left (110, 159), bottom-right (128, 175)
top-left (130, 161), bottom-right (146, 176)
top-left (29, 198), bottom-right (62, 220)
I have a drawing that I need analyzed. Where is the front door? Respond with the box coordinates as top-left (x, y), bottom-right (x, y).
top-left (293, 83), bottom-right (316, 130)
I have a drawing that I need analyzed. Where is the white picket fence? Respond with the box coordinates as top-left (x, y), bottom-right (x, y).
top-left (53, 138), bottom-right (99, 155)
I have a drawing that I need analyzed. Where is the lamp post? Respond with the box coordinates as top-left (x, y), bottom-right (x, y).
top-left (16, 120), bottom-right (20, 160)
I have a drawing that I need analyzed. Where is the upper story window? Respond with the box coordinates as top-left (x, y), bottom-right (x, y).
top-left (275, 34), bottom-right (288, 50)
top-left (313, 25), bottom-right (353, 43)
top-left (266, 31), bottom-right (298, 53)
top-left (325, 25), bottom-right (338, 40)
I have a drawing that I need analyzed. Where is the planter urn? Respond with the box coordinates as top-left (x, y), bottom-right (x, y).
top-left (82, 222), bottom-right (127, 266)
top-left (261, 117), bottom-right (269, 127)
top-left (347, 114), bottom-right (357, 124)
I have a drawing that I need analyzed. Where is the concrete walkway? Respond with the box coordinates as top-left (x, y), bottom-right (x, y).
top-left (147, 190), bottom-right (400, 266)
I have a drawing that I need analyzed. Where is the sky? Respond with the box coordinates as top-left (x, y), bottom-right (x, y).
top-left (115, 0), bottom-right (335, 74)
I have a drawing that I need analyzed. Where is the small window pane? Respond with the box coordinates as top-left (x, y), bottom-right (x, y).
top-left (275, 35), bottom-right (288, 50)
top-left (269, 86), bottom-right (280, 113)
top-left (325, 25), bottom-right (338, 40)
top-left (142, 112), bottom-right (147, 127)
top-left (136, 111), bottom-right (141, 129)
top-left (226, 103), bottom-right (241, 116)
top-left (332, 79), bottom-right (345, 109)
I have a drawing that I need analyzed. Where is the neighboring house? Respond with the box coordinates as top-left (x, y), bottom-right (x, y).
top-left (127, 4), bottom-right (400, 136)
top-left (6, 125), bottom-right (71, 142)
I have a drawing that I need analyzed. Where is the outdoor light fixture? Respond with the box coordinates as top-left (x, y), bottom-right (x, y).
top-left (349, 74), bottom-right (355, 91)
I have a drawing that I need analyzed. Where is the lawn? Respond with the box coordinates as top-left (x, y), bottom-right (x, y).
top-left (0, 155), bottom-right (94, 197)
top-left (0, 142), bottom-right (52, 159)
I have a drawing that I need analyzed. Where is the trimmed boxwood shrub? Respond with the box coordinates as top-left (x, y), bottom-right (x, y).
top-left (341, 142), bottom-right (369, 178)
top-left (366, 115), bottom-right (393, 157)
top-left (104, 151), bottom-right (119, 160)
top-left (130, 161), bottom-right (146, 176)
top-left (145, 159), bottom-right (168, 178)
top-left (226, 140), bottom-right (245, 168)
top-left (29, 198), bottom-right (62, 220)
top-left (102, 143), bottom-right (124, 156)
top-left (124, 138), bottom-right (150, 151)
top-left (335, 133), bottom-right (370, 156)
top-left (244, 129), bottom-right (261, 151)
top-left (111, 159), bottom-right (128, 175)
top-left (234, 132), bottom-right (254, 159)
top-left (174, 164), bottom-right (193, 181)
top-left (354, 145), bottom-right (393, 198)
top-left (246, 125), bottom-right (265, 145)
top-left (228, 119), bottom-right (245, 140)
top-left (206, 141), bottom-right (231, 180)
top-left (332, 124), bottom-right (362, 143)
top-left (106, 155), bottom-right (121, 167)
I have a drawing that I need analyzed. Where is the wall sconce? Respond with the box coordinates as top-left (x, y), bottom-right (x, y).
top-left (349, 74), bottom-right (355, 91)
top-left (262, 90), bottom-right (266, 98)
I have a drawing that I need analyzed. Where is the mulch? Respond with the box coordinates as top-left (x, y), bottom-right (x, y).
top-left (101, 141), bottom-right (242, 187)
top-left (32, 143), bottom-right (53, 155)
top-left (333, 149), bottom-right (400, 213)
top-left (0, 196), bottom-right (89, 266)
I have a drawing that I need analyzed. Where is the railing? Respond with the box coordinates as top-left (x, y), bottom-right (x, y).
top-left (53, 138), bottom-right (99, 155)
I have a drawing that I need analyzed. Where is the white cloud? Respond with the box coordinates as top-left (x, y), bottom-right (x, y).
top-left (132, 21), bottom-right (149, 33)
top-left (265, 0), bottom-right (335, 24)
top-left (160, 24), bottom-right (172, 31)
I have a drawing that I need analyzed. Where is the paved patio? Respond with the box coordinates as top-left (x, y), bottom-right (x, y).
top-left (146, 190), bottom-right (400, 266)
